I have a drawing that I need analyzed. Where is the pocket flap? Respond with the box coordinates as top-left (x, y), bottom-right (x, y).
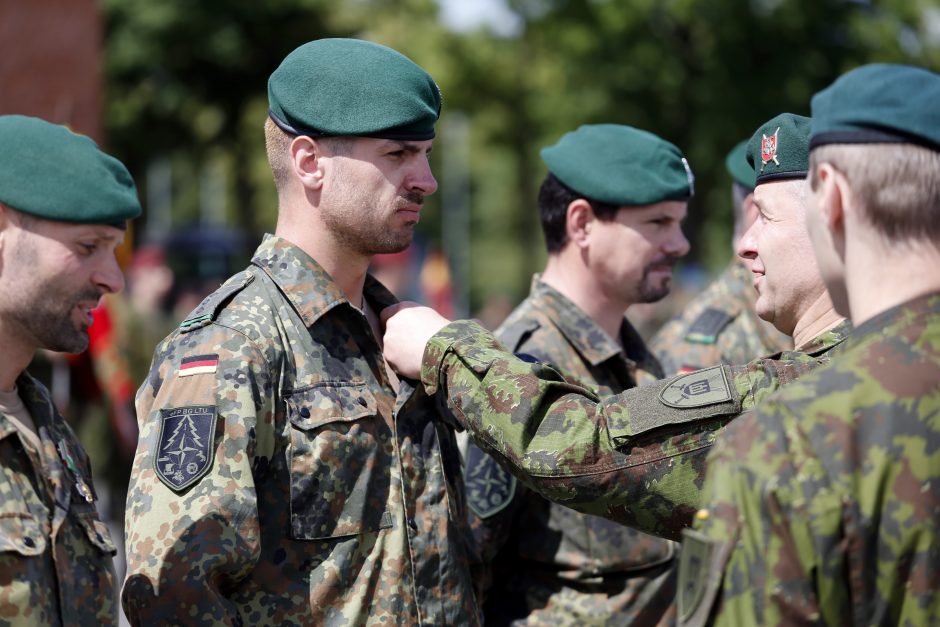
top-left (287, 384), bottom-right (377, 430)
top-left (0, 513), bottom-right (47, 556)
top-left (77, 513), bottom-right (118, 555)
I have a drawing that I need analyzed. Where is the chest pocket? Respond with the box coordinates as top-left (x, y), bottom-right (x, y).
top-left (0, 513), bottom-right (47, 557)
top-left (286, 383), bottom-right (393, 540)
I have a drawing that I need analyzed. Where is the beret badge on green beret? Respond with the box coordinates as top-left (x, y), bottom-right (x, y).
top-left (746, 113), bottom-right (811, 185)
top-left (760, 127), bottom-right (780, 169)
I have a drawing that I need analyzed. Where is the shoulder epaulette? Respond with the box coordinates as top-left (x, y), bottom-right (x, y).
top-left (684, 308), bottom-right (736, 345)
top-left (179, 273), bottom-right (255, 333)
top-left (497, 319), bottom-right (541, 352)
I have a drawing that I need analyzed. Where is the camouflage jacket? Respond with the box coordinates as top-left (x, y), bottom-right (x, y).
top-left (465, 278), bottom-right (676, 625)
top-left (679, 292), bottom-right (940, 626)
top-left (122, 235), bottom-right (479, 626)
top-left (0, 371), bottom-right (117, 626)
top-left (422, 319), bottom-right (852, 542)
top-left (651, 262), bottom-right (792, 375)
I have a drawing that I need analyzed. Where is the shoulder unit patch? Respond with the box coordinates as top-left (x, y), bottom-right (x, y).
top-left (179, 273), bottom-right (254, 333)
top-left (154, 405), bottom-right (218, 491)
top-left (464, 441), bottom-right (516, 519)
top-left (685, 308), bottom-right (736, 345)
top-left (659, 366), bottom-right (732, 408)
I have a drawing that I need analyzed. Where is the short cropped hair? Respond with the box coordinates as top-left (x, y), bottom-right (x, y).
top-left (537, 172), bottom-right (619, 253)
top-left (809, 143), bottom-right (940, 241)
top-left (264, 118), bottom-right (353, 192)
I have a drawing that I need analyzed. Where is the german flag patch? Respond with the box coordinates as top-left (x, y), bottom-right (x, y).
top-left (179, 354), bottom-right (219, 377)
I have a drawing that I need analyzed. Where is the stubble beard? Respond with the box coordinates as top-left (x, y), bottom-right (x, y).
top-left (633, 257), bottom-right (679, 304)
top-left (324, 191), bottom-right (424, 256)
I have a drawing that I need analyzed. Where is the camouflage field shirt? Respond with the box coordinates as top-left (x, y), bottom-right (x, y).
top-left (122, 235), bottom-right (478, 626)
top-left (679, 292), bottom-right (940, 626)
top-left (465, 278), bottom-right (676, 626)
top-left (421, 319), bottom-right (852, 542)
top-left (651, 262), bottom-right (792, 375)
top-left (0, 372), bottom-right (117, 625)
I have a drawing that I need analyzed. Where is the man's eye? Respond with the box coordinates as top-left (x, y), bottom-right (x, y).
top-left (79, 243), bottom-right (97, 254)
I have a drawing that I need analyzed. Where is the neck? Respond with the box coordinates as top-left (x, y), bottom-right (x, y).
top-left (0, 325), bottom-right (34, 392)
top-left (275, 205), bottom-right (370, 307)
top-left (541, 256), bottom-right (627, 346)
top-left (791, 291), bottom-right (844, 349)
top-left (845, 235), bottom-right (940, 326)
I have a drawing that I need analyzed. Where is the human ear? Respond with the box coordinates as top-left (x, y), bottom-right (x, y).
top-left (566, 199), bottom-right (595, 248)
top-left (290, 136), bottom-right (326, 190)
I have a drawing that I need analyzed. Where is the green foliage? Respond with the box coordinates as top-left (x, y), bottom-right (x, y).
top-left (102, 0), bottom-right (940, 310)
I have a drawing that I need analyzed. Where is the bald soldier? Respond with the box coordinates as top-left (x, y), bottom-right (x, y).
top-left (122, 39), bottom-right (479, 625)
top-left (0, 115), bottom-right (141, 624)
top-left (467, 124), bottom-right (691, 626)
top-left (380, 113), bottom-right (849, 541)
top-left (678, 63), bottom-right (940, 626)
top-left (651, 141), bottom-right (790, 375)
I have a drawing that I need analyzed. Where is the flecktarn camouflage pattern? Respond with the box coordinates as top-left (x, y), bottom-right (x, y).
top-left (0, 372), bottom-right (117, 625)
top-left (467, 278), bottom-right (677, 625)
top-left (679, 293), bottom-right (940, 626)
top-left (422, 319), bottom-right (851, 541)
top-left (123, 235), bottom-right (479, 626)
top-left (651, 262), bottom-right (791, 374)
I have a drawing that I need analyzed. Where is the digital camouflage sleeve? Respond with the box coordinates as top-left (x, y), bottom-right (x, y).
top-left (678, 293), bottom-right (940, 626)
top-left (421, 319), bottom-right (851, 541)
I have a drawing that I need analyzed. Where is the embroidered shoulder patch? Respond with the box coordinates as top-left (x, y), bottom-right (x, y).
top-left (464, 442), bottom-right (516, 519)
top-left (659, 366), bottom-right (732, 408)
top-left (685, 308), bottom-right (735, 345)
top-left (154, 406), bottom-right (217, 491)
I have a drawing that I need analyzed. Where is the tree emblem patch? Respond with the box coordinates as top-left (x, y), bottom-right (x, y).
top-left (155, 405), bottom-right (217, 491)
top-left (464, 441), bottom-right (516, 518)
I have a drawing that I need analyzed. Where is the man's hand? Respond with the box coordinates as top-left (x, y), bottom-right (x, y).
top-left (381, 302), bottom-right (452, 380)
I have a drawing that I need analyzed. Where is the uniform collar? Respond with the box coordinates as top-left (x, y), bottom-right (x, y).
top-left (528, 276), bottom-right (652, 368)
top-left (796, 318), bottom-right (853, 355)
top-left (251, 234), bottom-right (398, 328)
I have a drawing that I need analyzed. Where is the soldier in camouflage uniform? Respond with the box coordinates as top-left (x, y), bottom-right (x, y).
top-left (122, 39), bottom-right (481, 625)
top-left (0, 115), bottom-right (141, 625)
top-left (467, 125), bottom-right (692, 625)
top-left (651, 141), bottom-right (790, 375)
top-left (381, 113), bottom-right (849, 542)
top-left (679, 64), bottom-right (940, 626)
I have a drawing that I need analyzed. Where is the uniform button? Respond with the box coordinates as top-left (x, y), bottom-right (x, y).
top-left (299, 407), bottom-right (311, 418)
top-left (357, 396), bottom-right (368, 407)
top-left (23, 537), bottom-right (35, 548)
top-left (407, 518), bottom-right (418, 531)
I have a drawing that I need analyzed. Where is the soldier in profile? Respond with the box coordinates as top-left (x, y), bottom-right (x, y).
top-left (651, 141), bottom-right (790, 375)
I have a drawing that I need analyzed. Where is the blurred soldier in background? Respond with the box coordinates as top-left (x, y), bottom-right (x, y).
top-left (0, 115), bottom-right (140, 625)
top-left (680, 63), bottom-right (940, 627)
top-left (466, 124), bottom-right (693, 625)
top-left (651, 141), bottom-right (790, 374)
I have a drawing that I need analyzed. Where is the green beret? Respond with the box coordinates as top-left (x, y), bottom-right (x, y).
top-left (540, 124), bottom-right (694, 206)
top-left (0, 115), bottom-right (141, 226)
top-left (268, 38), bottom-right (441, 141)
top-left (725, 140), bottom-right (756, 189)
top-left (810, 63), bottom-right (940, 151)
top-left (746, 113), bottom-right (811, 185)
